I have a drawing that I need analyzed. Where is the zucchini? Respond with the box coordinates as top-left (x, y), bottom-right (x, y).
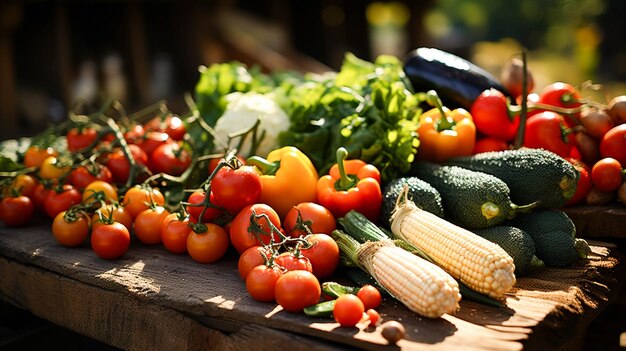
top-left (338, 210), bottom-right (391, 242)
top-left (381, 176), bottom-right (444, 227)
top-left (447, 148), bottom-right (579, 209)
top-left (403, 47), bottom-right (513, 110)
top-left (472, 226), bottom-right (544, 276)
top-left (410, 161), bottom-right (537, 229)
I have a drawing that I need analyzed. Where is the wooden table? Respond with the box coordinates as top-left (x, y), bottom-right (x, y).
top-left (0, 222), bottom-right (623, 351)
top-left (562, 204), bottom-right (626, 239)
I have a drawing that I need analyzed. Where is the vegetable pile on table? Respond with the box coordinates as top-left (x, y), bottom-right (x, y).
top-left (1, 47), bottom-right (625, 337)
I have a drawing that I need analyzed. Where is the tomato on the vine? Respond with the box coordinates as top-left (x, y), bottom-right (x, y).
top-left (160, 213), bottom-right (192, 254)
top-left (470, 89), bottom-right (520, 142)
top-left (150, 142), bottom-right (192, 176)
top-left (52, 211), bottom-right (89, 247)
top-left (39, 156), bottom-right (71, 180)
top-left (145, 115), bottom-right (186, 141)
top-left (283, 202), bottom-right (336, 238)
top-left (135, 131), bottom-right (172, 158)
top-left (274, 270), bottom-right (321, 312)
top-left (91, 221), bottom-right (131, 260)
top-left (229, 203), bottom-right (282, 254)
top-left (333, 294), bottom-right (365, 327)
top-left (185, 190), bottom-right (223, 223)
top-left (0, 195), bottom-right (34, 227)
top-left (105, 145), bottom-right (148, 184)
top-left (92, 204), bottom-right (133, 231)
top-left (122, 186), bottom-right (165, 219)
top-left (186, 223), bottom-right (230, 263)
top-left (211, 165), bottom-right (262, 215)
top-left (67, 127), bottom-right (98, 152)
top-left (11, 174), bottom-right (38, 198)
top-left (208, 155), bottom-right (246, 176)
top-left (274, 252), bottom-right (313, 273)
top-left (246, 264), bottom-right (283, 302)
top-left (523, 111), bottom-right (575, 158)
top-left (238, 245), bottom-right (272, 280)
top-left (300, 233), bottom-right (340, 279)
top-left (44, 185), bottom-right (82, 218)
top-left (69, 164), bottom-right (113, 190)
top-left (82, 180), bottom-right (118, 204)
top-left (23, 146), bottom-right (58, 168)
top-left (600, 124), bottom-right (626, 166)
top-left (591, 158), bottom-right (623, 192)
top-left (133, 206), bottom-right (170, 245)
top-left (538, 82), bottom-right (582, 125)
top-left (31, 183), bottom-right (52, 211)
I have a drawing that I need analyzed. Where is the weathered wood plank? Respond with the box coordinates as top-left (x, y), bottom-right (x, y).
top-left (0, 223), bottom-right (622, 350)
top-left (562, 205), bottom-right (626, 238)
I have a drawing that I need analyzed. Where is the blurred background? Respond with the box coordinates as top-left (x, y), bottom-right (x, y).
top-left (1, 0), bottom-right (626, 141)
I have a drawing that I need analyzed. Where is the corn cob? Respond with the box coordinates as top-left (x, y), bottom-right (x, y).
top-left (334, 230), bottom-right (461, 318)
top-left (390, 199), bottom-right (516, 299)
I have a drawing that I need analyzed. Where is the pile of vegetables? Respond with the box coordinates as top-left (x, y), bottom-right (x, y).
top-left (1, 47), bottom-right (624, 341)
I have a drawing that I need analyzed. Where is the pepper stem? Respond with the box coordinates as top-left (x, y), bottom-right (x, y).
top-left (246, 156), bottom-right (280, 176)
top-left (336, 147), bottom-right (356, 190)
top-left (426, 90), bottom-right (454, 131)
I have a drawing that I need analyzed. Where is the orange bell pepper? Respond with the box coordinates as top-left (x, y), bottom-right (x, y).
top-left (417, 91), bottom-right (476, 163)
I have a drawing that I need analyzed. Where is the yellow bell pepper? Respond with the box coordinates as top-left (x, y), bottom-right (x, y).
top-left (417, 91), bottom-right (476, 163)
top-left (246, 146), bottom-right (319, 219)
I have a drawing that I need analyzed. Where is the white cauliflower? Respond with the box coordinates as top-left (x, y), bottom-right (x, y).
top-left (213, 92), bottom-right (290, 158)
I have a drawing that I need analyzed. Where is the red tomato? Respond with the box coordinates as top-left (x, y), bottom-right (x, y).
top-left (274, 252), bottom-right (313, 272)
top-left (0, 195), bottom-right (34, 227)
top-left (523, 111), bottom-right (575, 158)
top-left (31, 183), bottom-right (52, 211)
top-left (211, 165), bottom-right (262, 215)
top-left (591, 158), bottom-right (623, 192)
top-left (145, 115), bottom-right (186, 141)
top-left (471, 89), bottom-right (520, 142)
top-left (208, 155), bottom-right (246, 176)
top-left (538, 82), bottom-right (582, 125)
top-left (91, 222), bottom-right (131, 259)
top-left (52, 211), bottom-right (89, 247)
top-left (333, 294), bottom-right (365, 327)
top-left (565, 158), bottom-right (592, 206)
top-left (274, 270), bottom-right (321, 312)
top-left (283, 202), bottom-right (336, 238)
top-left (160, 213), bottom-right (192, 254)
top-left (238, 245), bottom-right (272, 280)
top-left (366, 309), bottom-right (380, 326)
top-left (105, 145), bottom-right (148, 184)
top-left (122, 123), bottom-right (146, 144)
top-left (357, 285), bottom-right (382, 310)
top-left (69, 165), bottom-right (113, 190)
top-left (23, 146), bottom-right (58, 168)
top-left (185, 190), bottom-right (223, 223)
top-left (150, 142), bottom-right (192, 176)
top-left (472, 137), bottom-right (510, 155)
top-left (600, 124), bottom-right (626, 166)
top-left (11, 174), bottom-right (38, 198)
top-left (300, 233), bottom-right (340, 279)
top-left (92, 204), bottom-right (133, 231)
top-left (135, 131), bottom-right (172, 158)
top-left (133, 206), bottom-right (170, 245)
top-left (186, 223), bottom-right (230, 263)
top-left (122, 186), bottom-right (165, 219)
top-left (44, 185), bottom-right (82, 218)
top-left (246, 264), bottom-right (283, 302)
top-left (67, 127), bottom-right (98, 152)
top-left (229, 204), bottom-right (282, 254)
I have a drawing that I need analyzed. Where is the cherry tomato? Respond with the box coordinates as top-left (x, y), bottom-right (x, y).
top-left (39, 156), bottom-right (71, 180)
top-left (133, 206), bottom-right (170, 245)
top-left (122, 186), bottom-right (165, 219)
top-left (135, 131), bottom-right (172, 158)
top-left (565, 158), bottom-right (592, 206)
top-left (0, 195), bottom-right (34, 227)
top-left (333, 294), bottom-right (365, 327)
top-left (600, 124), bottom-right (626, 166)
top-left (67, 127), bottom-right (98, 152)
top-left (122, 123), bottom-right (146, 144)
top-left (69, 164), bottom-right (113, 190)
top-left (92, 204), bottom-right (133, 231)
top-left (91, 221), bottom-right (131, 259)
top-left (523, 111), bottom-right (575, 158)
top-left (238, 245), bottom-right (272, 280)
top-left (105, 145), bottom-right (148, 184)
top-left (229, 204), bottom-right (282, 254)
top-left (23, 146), bottom-right (58, 168)
top-left (82, 180), bottom-right (118, 204)
top-left (283, 202), bottom-right (336, 238)
top-left (366, 309), bottom-right (381, 326)
top-left (185, 190), bottom-right (223, 223)
top-left (300, 233), bottom-right (340, 279)
top-left (274, 270), bottom-right (321, 313)
top-left (246, 264), bottom-right (283, 302)
top-left (538, 82), bottom-right (582, 125)
top-left (31, 183), bottom-right (52, 211)
top-left (274, 252), bottom-right (313, 272)
top-left (471, 89), bottom-right (520, 142)
top-left (44, 185), bottom-right (82, 218)
top-left (211, 165), bottom-right (262, 215)
top-left (208, 155), bottom-right (246, 176)
top-left (357, 285), bottom-right (382, 310)
top-left (145, 115), bottom-right (187, 141)
top-left (472, 137), bottom-right (509, 155)
top-left (591, 158), bottom-right (623, 192)
top-left (150, 142), bottom-right (192, 176)
top-left (160, 213), bottom-right (192, 254)
top-left (11, 174), bottom-right (38, 198)
top-left (52, 211), bottom-right (89, 247)
top-left (186, 223), bottom-right (230, 263)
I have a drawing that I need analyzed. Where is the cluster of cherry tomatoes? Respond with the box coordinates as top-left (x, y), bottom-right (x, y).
top-left (472, 61), bottom-right (626, 207)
